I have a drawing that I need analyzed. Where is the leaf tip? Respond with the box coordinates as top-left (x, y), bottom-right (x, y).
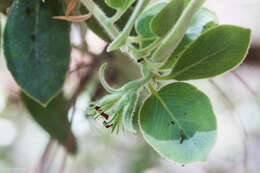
top-left (107, 40), bottom-right (123, 52)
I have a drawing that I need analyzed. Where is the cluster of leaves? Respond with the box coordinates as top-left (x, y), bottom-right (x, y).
top-left (1, 0), bottom-right (251, 164)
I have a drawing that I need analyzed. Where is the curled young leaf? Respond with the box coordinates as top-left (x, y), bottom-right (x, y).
top-left (161, 25), bottom-right (251, 81)
top-left (139, 82), bottom-right (217, 164)
top-left (4, 0), bottom-right (71, 106)
top-left (122, 90), bottom-right (137, 134)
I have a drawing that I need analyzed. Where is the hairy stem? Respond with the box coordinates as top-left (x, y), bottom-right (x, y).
top-left (107, 0), bottom-right (151, 52)
top-left (81, 0), bottom-right (140, 60)
top-left (151, 0), bottom-right (204, 65)
top-left (99, 63), bottom-right (152, 93)
top-left (80, 0), bottom-right (119, 38)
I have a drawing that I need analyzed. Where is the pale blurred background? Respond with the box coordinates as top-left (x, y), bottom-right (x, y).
top-left (1, 0), bottom-right (260, 173)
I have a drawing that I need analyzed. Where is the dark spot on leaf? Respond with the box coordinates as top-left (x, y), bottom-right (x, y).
top-left (179, 130), bottom-right (184, 144)
top-left (184, 112), bottom-right (187, 116)
top-left (25, 8), bottom-right (31, 15)
top-left (89, 104), bottom-right (95, 107)
top-left (170, 120), bottom-right (175, 125)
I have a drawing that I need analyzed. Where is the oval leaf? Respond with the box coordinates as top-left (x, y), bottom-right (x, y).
top-left (139, 82), bottom-right (217, 164)
top-left (4, 0), bottom-right (71, 106)
top-left (161, 8), bottom-right (218, 69)
top-left (163, 25), bottom-right (251, 81)
top-left (151, 0), bottom-right (184, 37)
top-left (22, 92), bottom-right (78, 154)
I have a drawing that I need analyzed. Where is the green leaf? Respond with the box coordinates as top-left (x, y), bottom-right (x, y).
top-left (151, 0), bottom-right (204, 64)
top-left (161, 8), bottom-right (218, 69)
top-left (186, 8), bottom-right (218, 40)
top-left (81, 0), bottom-right (133, 43)
top-left (122, 90), bottom-right (137, 134)
top-left (81, 0), bottom-right (115, 42)
top-left (151, 0), bottom-right (184, 37)
top-left (22, 92), bottom-right (78, 154)
top-left (105, 0), bottom-right (126, 9)
top-left (162, 25), bottom-right (251, 81)
top-left (139, 82), bottom-right (217, 164)
top-left (184, 0), bottom-right (191, 7)
top-left (160, 35), bottom-right (192, 70)
top-left (107, 0), bottom-right (151, 52)
top-left (4, 0), bottom-right (70, 106)
top-left (135, 2), bottom-right (167, 38)
top-left (105, 0), bottom-right (135, 9)
top-left (185, 0), bottom-right (206, 8)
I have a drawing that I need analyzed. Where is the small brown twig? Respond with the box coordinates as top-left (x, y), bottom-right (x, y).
top-left (53, 0), bottom-right (93, 22)
top-left (35, 139), bottom-right (55, 173)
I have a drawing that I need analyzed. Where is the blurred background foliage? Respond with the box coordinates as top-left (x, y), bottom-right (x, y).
top-left (1, 0), bottom-right (260, 173)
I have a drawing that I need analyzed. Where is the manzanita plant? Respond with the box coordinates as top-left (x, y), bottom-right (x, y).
top-left (1, 0), bottom-right (251, 165)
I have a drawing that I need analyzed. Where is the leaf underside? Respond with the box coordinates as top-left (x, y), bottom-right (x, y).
top-left (22, 92), bottom-right (77, 154)
top-left (139, 83), bottom-right (217, 164)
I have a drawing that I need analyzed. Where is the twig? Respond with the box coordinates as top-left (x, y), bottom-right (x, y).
top-left (58, 48), bottom-right (103, 173)
top-left (208, 79), bottom-right (250, 173)
top-left (53, 13), bottom-right (93, 22)
top-left (231, 70), bottom-right (258, 97)
top-left (58, 106), bottom-right (76, 173)
top-left (44, 142), bottom-right (58, 173)
top-left (35, 139), bottom-right (55, 173)
top-left (68, 63), bottom-right (91, 74)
